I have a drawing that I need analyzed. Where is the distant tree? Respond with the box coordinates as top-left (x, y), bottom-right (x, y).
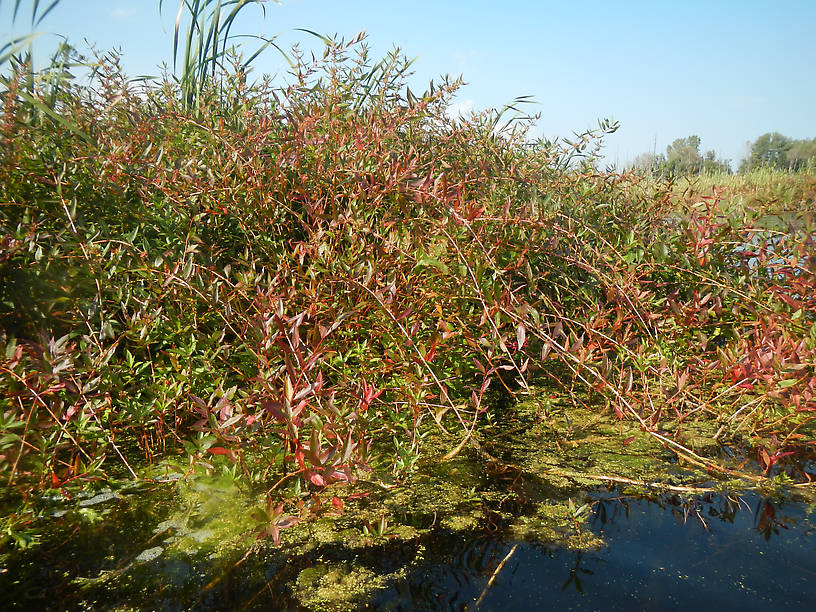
top-left (631, 152), bottom-right (665, 174)
top-left (787, 138), bottom-right (816, 171)
top-left (665, 135), bottom-right (703, 175)
top-left (702, 149), bottom-right (731, 174)
top-left (632, 136), bottom-right (730, 177)
top-left (740, 132), bottom-right (791, 171)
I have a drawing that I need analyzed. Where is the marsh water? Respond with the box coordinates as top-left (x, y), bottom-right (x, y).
top-left (372, 492), bottom-right (816, 611)
top-left (2, 402), bottom-right (815, 610)
top-left (2, 482), bottom-right (815, 611)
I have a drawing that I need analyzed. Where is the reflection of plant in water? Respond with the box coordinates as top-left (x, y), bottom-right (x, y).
top-left (560, 551), bottom-right (594, 593)
top-left (705, 493), bottom-right (750, 523)
top-left (591, 491), bottom-right (807, 544)
top-left (754, 498), bottom-right (792, 541)
top-left (590, 495), bottom-right (639, 532)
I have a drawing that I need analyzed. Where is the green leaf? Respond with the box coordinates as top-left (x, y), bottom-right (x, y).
top-left (414, 256), bottom-right (449, 275)
top-left (14, 88), bottom-right (91, 142)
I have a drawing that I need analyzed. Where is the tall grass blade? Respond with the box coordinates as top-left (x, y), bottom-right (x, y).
top-left (1, 0), bottom-right (62, 26)
top-left (13, 86), bottom-right (91, 142)
top-left (161, 0), bottom-right (275, 111)
top-left (32, 0), bottom-right (60, 26)
top-left (2, 0), bottom-right (63, 65)
top-left (0, 33), bottom-right (39, 66)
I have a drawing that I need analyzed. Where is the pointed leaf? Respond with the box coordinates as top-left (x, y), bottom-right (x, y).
top-left (516, 324), bottom-right (526, 350)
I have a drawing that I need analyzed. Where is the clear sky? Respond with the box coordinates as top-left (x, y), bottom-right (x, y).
top-left (3, 0), bottom-right (815, 168)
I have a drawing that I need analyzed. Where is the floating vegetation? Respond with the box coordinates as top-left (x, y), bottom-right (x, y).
top-left (3, 396), bottom-right (814, 609)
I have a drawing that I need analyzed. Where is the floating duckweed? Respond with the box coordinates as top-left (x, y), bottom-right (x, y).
top-left (295, 561), bottom-right (397, 611)
top-left (3, 391), bottom-right (811, 610)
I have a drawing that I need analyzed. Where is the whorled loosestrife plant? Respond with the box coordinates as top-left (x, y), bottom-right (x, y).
top-left (0, 23), bottom-right (814, 524)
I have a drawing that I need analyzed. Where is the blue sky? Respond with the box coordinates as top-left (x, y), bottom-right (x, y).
top-left (3, 0), bottom-right (815, 168)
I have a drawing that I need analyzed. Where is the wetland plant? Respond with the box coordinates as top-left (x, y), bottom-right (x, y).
top-left (0, 0), bottom-right (815, 553)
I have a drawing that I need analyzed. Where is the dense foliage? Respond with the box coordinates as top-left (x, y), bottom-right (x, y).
top-left (1, 33), bottom-right (814, 513)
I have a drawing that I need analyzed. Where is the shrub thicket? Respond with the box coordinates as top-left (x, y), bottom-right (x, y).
top-left (1, 37), bottom-right (814, 499)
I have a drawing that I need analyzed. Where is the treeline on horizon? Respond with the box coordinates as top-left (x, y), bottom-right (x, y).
top-left (632, 132), bottom-right (816, 177)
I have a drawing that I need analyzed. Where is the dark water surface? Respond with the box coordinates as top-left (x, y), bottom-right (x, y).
top-left (375, 492), bottom-right (816, 611)
top-left (2, 486), bottom-right (814, 611)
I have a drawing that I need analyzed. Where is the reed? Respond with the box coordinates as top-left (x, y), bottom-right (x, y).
top-left (159, 0), bottom-right (286, 112)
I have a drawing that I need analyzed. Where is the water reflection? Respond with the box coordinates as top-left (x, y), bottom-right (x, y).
top-left (374, 490), bottom-right (816, 611)
top-left (2, 486), bottom-right (814, 610)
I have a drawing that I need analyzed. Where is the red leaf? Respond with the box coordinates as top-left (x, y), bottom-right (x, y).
top-left (759, 448), bottom-right (771, 470)
top-left (262, 401), bottom-right (286, 422)
top-left (309, 471), bottom-right (326, 487)
top-left (677, 369), bottom-right (689, 392)
top-left (269, 525), bottom-right (281, 546)
top-left (294, 446), bottom-right (306, 469)
top-left (331, 496), bottom-right (343, 510)
top-left (207, 446), bottom-right (236, 462)
top-left (275, 515), bottom-right (300, 529)
top-left (623, 436), bottom-right (635, 445)
top-left (327, 468), bottom-right (350, 483)
top-left (396, 308), bottom-right (412, 321)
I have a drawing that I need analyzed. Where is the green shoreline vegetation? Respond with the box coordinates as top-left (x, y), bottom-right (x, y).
top-left (1, 1), bottom-right (815, 607)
